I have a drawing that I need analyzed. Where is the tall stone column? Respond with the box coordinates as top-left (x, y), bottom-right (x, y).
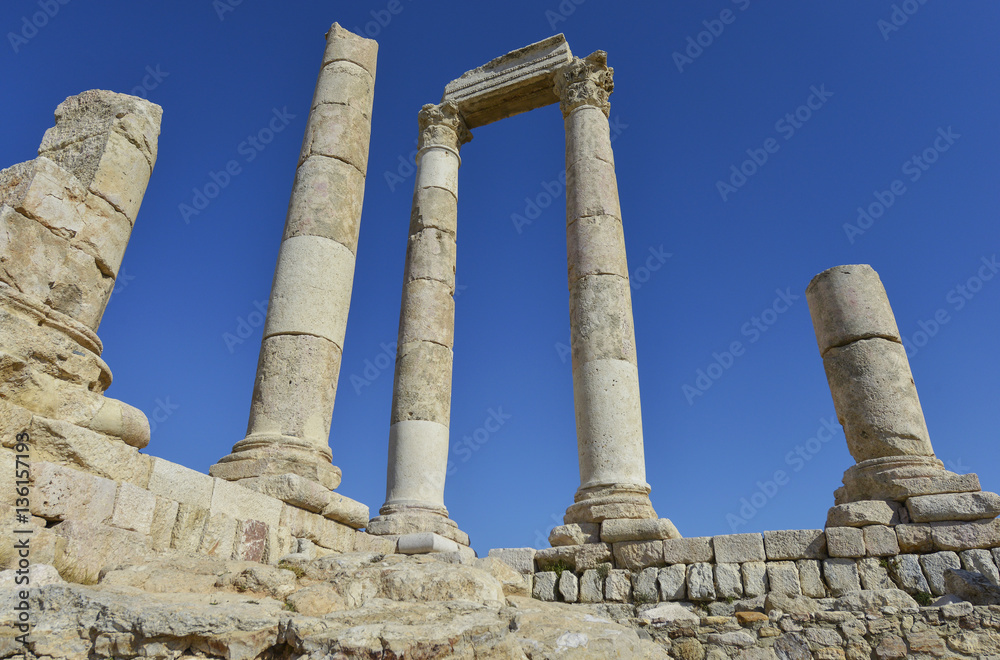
top-left (211, 24), bottom-right (376, 493)
top-left (367, 102), bottom-right (471, 546)
top-left (807, 264), bottom-right (1000, 523)
top-left (557, 53), bottom-right (658, 525)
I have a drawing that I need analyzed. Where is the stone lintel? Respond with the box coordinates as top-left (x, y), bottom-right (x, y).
top-left (441, 34), bottom-right (573, 129)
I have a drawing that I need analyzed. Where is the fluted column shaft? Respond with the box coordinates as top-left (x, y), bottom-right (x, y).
top-left (211, 24), bottom-right (376, 491)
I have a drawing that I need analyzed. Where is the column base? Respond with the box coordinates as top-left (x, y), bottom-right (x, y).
top-left (367, 503), bottom-right (470, 546)
top-left (564, 483), bottom-right (657, 524)
top-left (836, 455), bottom-right (981, 504)
top-left (210, 434), bottom-right (342, 491)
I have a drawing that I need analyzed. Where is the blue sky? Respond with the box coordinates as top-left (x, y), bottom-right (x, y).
top-left (3, 1), bottom-right (998, 557)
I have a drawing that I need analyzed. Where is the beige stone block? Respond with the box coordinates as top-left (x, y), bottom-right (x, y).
top-left (766, 561), bottom-right (802, 596)
top-left (931, 519), bottom-right (1000, 551)
top-left (919, 551), bottom-right (960, 595)
top-left (74, 191), bottom-right (132, 277)
top-left (300, 102), bottom-right (371, 173)
top-left (390, 340), bottom-right (453, 425)
top-left (263, 235), bottom-right (356, 348)
top-left (895, 523), bottom-right (934, 553)
top-left (601, 518), bottom-right (679, 543)
top-left (763, 529), bottom-right (827, 560)
top-left (827, 500), bottom-right (895, 527)
top-left (109, 482), bottom-right (156, 535)
top-left (15, 157), bottom-right (86, 239)
top-left (714, 562), bottom-right (743, 600)
top-left (806, 264), bottom-right (901, 353)
top-left (238, 473), bottom-right (331, 513)
top-left (863, 525), bottom-right (900, 556)
top-left (549, 522), bottom-right (600, 546)
top-left (409, 185), bottom-right (457, 236)
top-left (352, 531), bottom-right (396, 555)
top-left (312, 60), bottom-right (375, 118)
top-left (209, 478), bottom-right (283, 528)
top-left (613, 540), bottom-right (665, 571)
top-left (383, 420), bottom-right (449, 508)
top-left (822, 339), bottom-right (933, 461)
top-left (88, 131), bottom-right (151, 223)
top-left (663, 537), bottom-right (714, 565)
top-left (566, 214), bottom-right (628, 284)
top-left (147, 457), bottom-right (214, 508)
top-left (31, 461), bottom-right (116, 524)
top-left (404, 228), bottom-right (457, 290)
top-left (856, 557), bottom-right (895, 590)
top-left (959, 549), bottom-right (1000, 585)
top-left (244, 333), bottom-right (341, 443)
top-left (566, 156), bottom-right (621, 222)
top-left (52, 520), bottom-right (149, 584)
top-left (280, 504), bottom-right (356, 551)
top-left (320, 492), bottom-right (369, 529)
top-left (149, 496), bottom-right (178, 552)
top-left (397, 278), bottom-right (455, 348)
top-left (323, 23), bottom-right (378, 78)
top-left (565, 105), bottom-right (614, 169)
top-left (714, 533), bottom-right (766, 563)
top-left (415, 147), bottom-right (459, 197)
top-left (198, 512), bottom-right (238, 558)
top-left (487, 547), bottom-right (536, 575)
top-left (826, 526), bottom-right (866, 558)
top-left (569, 274), bottom-right (637, 366)
top-left (822, 558), bottom-right (862, 596)
top-left (907, 491), bottom-right (1000, 523)
top-left (686, 562), bottom-right (715, 601)
top-left (535, 543), bottom-right (612, 572)
top-left (283, 156), bottom-right (364, 251)
top-left (170, 503), bottom-right (210, 553)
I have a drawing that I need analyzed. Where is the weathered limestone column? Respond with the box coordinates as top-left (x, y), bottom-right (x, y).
top-left (210, 25), bottom-right (376, 492)
top-left (556, 53), bottom-right (658, 525)
top-left (367, 102), bottom-right (471, 546)
top-left (807, 264), bottom-right (1000, 524)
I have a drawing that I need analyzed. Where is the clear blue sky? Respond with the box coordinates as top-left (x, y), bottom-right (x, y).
top-left (3, 1), bottom-right (998, 557)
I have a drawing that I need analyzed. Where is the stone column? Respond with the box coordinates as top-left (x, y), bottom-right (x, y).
top-left (210, 24), bottom-right (376, 492)
top-left (807, 265), bottom-right (997, 520)
top-left (556, 53), bottom-right (657, 525)
top-left (367, 102), bottom-right (471, 546)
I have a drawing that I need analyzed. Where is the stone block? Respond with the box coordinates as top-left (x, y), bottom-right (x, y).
top-left (31, 461), bottom-right (116, 524)
top-left (487, 547), bottom-right (536, 575)
top-left (919, 551), bottom-right (961, 595)
top-left (533, 571), bottom-right (557, 601)
top-left (147, 457), bottom-right (214, 508)
top-left (549, 522), bottom-right (599, 546)
top-left (887, 555), bottom-right (931, 595)
top-left (237, 473), bottom-right (331, 513)
top-left (931, 519), bottom-right (1000, 551)
top-left (763, 529), bottom-right (827, 560)
top-left (806, 264), bottom-right (901, 352)
top-left (797, 559), bottom-right (826, 597)
top-left (742, 561), bottom-right (768, 598)
top-left (109, 482), bottom-right (156, 535)
top-left (198, 512), bottom-right (238, 559)
top-left (579, 569), bottom-right (604, 603)
top-left (534, 543), bottom-right (611, 572)
top-left (209, 478), bottom-right (283, 528)
top-left (601, 518), bottom-right (680, 543)
top-left (88, 131), bottom-right (152, 223)
top-left (857, 558), bottom-right (895, 590)
top-left (713, 533), bottom-right (766, 563)
top-left (766, 561), bottom-right (801, 596)
top-left (171, 503), bottom-right (209, 553)
top-left (353, 532), bottom-right (396, 555)
top-left (895, 523), bottom-right (934, 553)
top-left (663, 536), bottom-right (713, 564)
top-left (658, 564), bottom-right (686, 601)
top-left (320, 492), bottom-right (369, 529)
top-left (567, 214), bottom-right (629, 283)
top-left (605, 569), bottom-right (632, 602)
top-left (863, 525), bottom-right (900, 557)
top-left (715, 563), bottom-right (743, 600)
top-left (235, 519), bottom-right (269, 563)
top-left (907, 491), bottom-right (1000, 523)
top-left (52, 520), bottom-right (149, 584)
top-left (822, 558), bottom-right (862, 596)
top-left (687, 563), bottom-right (716, 601)
top-left (827, 500), bottom-right (895, 527)
top-left (280, 505), bottom-right (355, 551)
top-left (397, 532), bottom-right (459, 554)
top-left (826, 526), bottom-right (866, 558)
top-left (558, 570), bottom-right (579, 602)
top-left (613, 540), bottom-right (664, 571)
top-left (944, 568), bottom-right (1000, 605)
top-left (959, 549), bottom-right (1000, 585)
top-left (632, 567), bottom-right (659, 604)
top-left (148, 496), bottom-right (178, 552)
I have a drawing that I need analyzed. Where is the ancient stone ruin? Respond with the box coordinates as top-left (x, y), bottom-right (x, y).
top-left (2, 24), bottom-right (1000, 660)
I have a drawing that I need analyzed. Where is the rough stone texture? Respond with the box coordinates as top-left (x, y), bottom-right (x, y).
top-left (532, 571), bottom-right (557, 601)
top-left (663, 536), bottom-right (714, 564)
top-left (109, 482), bottom-right (156, 535)
top-left (896, 523), bottom-right (935, 553)
top-left (822, 558), bottom-right (862, 596)
top-left (237, 473), bottom-right (331, 513)
top-left (907, 491), bottom-right (1000, 523)
top-left (857, 557), bottom-right (895, 590)
top-left (632, 566), bottom-right (659, 604)
top-left (920, 551), bottom-right (961, 595)
top-left (31, 461), bottom-right (116, 524)
top-left (320, 492), bottom-right (370, 529)
top-left (797, 559), bottom-right (826, 598)
top-left (714, 563), bottom-right (743, 600)
top-left (763, 529), bottom-right (827, 560)
top-left (487, 547), bottom-right (535, 575)
top-left (713, 533), bottom-right (766, 563)
top-left (887, 554), bottom-right (932, 595)
top-left (613, 539), bottom-right (664, 570)
top-left (549, 522), bottom-right (600, 546)
top-left (931, 518), bottom-right (1000, 551)
top-left (579, 569), bottom-right (604, 603)
top-left (863, 524), bottom-right (901, 556)
top-left (766, 561), bottom-right (802, 596)
top-left (742, 561), bottom-right (769, 598)
top-left (687, 563), bottom-right (716, 601)
top-left (658, 564), bottom-right (686, 601)
top-left (557, 570), bottom-right (579, 603)
top-left (601, 518), bottom-right (679, 543)
top-left (826, 526), bottom-right (866, 558)
top-left (944, 568), bottom-right (1000, 605)
top-left (535, 543), bottom-right (612, 572)
top-left (960, 548), bottom-right (1000, 585)
top-left (605, 569), bottom-right (632, 602)
top-left (827, 500), bottom-right (895, 527)
top-left (147, 457), bottom-right (215, 508)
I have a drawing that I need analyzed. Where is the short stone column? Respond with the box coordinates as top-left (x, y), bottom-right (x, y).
top-left (367, 102), bottom-right (471, 546)
top-left (807, 264), bottom-right (1000, 524)
top-left (211, 24), bottom-right (376, 493)
top-left (555, 53), bottom-right (658, 526)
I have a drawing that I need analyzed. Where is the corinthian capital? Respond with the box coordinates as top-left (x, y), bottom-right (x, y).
top-left (417, 101), bottom-right (472, 152)
top-left (555, 51), bottom-right (614, 118)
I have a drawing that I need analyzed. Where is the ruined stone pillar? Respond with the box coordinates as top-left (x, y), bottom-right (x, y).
top-left (367, 102), bottom-right (471, 546)
top-left (210, 24), bottom-right (376, 492)
top-left (807, 264), bottom-right (999, 523)
top-left (556, 53), bottom-right (657, 525)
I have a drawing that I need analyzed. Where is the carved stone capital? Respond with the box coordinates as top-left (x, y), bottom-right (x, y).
top-left (555, 51), bottom-right (614, 118)
top-left (417, 101), bottom-right (472, 153)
